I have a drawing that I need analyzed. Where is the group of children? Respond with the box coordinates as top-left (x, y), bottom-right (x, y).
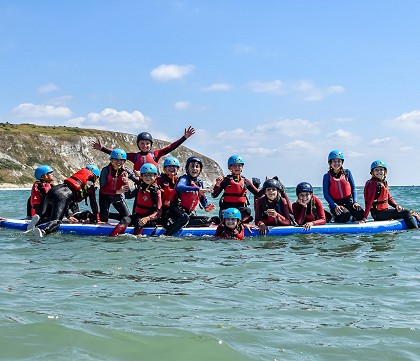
top-left (26, 127), bottom-right (420, 238)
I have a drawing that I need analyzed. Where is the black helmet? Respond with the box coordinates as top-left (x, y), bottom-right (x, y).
top-left (185, 156), bottom-right (203, 170)
top-left (137, 132), bottom-right (153, 144)
top-left (263, 178), bottom-right (283, 192)
top-left (296, 182), bottom-right (313, 196)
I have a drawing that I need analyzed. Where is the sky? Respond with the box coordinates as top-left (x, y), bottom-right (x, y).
top-left (1, 0), bottom-right (420, 186)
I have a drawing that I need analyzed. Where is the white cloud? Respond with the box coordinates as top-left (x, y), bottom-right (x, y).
top-left (201, 83), bottom-right (232, 92)
top-left (284, 140), bottom-right (315, 150)
top-left (150, 64), bottom-right (195, 81)
top-left (67, 108), bottom-right (150, 133)
top-left (295, 80), bottom-right (345, 102)
top-left (234, 43), bottom-right (255, 54)
top-left (371, 137), bottom-right (391, 145)
top-left (37, 83), bottom-right (59, 94)
top-left (400, 146), bottom-right (414, 152)
top-left (255, 118), bottom-right (320, 137)
top-left (174, 101), bottom-right (191, 110)
top-left (216, 128), bottom-right (248, 140)
top-left (247, 80), bottom-right (283, 94)
top-left (12, 103), bottom-right (72, 118)
top-left (389, 110), bottom-right (420, 130)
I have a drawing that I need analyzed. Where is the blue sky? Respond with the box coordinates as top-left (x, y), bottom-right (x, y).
top-left (1, 0), bottom-right (420, 186)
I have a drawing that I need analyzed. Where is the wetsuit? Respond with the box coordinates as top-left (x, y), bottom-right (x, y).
top-left (156, 173), bottom-right (177, 225)
top-left (363, 178), bottom-right (418, 229)
top-left (215, 223), bottom-right (244, 240)
top-left (99, 136), bottom-right (188, 172)
top-left (292, 196), bottom-right (327, 227)
top-left (28, 180), bottom-right (52, 216)
top-left (255, 195), bottom-right (291, 227)
top-left (322, 168), bottom-right (364, 223)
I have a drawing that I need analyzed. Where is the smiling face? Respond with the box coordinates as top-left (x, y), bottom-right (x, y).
top-left (228, 163), bottom-right (243, 176)
top-left (138, 140), bottom-right (152, 153)
top-left (110, 158), bottom-right (126, 169)
top-left (372, 167), bottom-right (386, 180)
top-left (330, 158), bottom-right (343, 172)
top-left (224, 217), bottom-right (239, 229)
top-left (164, 165), bottom-right (179, 177)
top-left (187, 161), bottom-right (202, 177)
top-left (265, 187), bottom-right (278, 201)
top-left (141, 172), bottom-right (157, 185)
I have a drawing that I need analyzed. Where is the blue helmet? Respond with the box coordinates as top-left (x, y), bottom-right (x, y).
top-left (110, 148), bottom-right (127, 160)
top-left (296, 182), bottom-right (313, 196)
top-left (163, 156), bottom-right (180, 168)
top-left (223, 207), bottom-right (242, 220)
top-left (34, 165), bottom-right (53, 180)
top-left (370, 160), bottom-right (387, 171)
top-left (85, 164), bottom-right (100, 177)
top-left (328, 149), bottom-right (345, 162)
top-left (228, 155), bottom-right (245, 166)
top-left (140, 163), bottom-right (158, 174)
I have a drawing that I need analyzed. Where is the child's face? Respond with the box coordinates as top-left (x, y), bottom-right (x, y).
top-left (164, 165), bottom-right (179, 177)
top-left (228, 163), bottom-right (243, 175)
top-left (297, 192), bottom-right (312, 205)
top-left (42, 172), bottom-right (54, 183)
top-left (138, 140), bottom-right (152, 152)
top-left (330, 158), bottom-right (343, 171)
top-left (372, 167), bottom-right (386, 180)
top-left (187, 162), bottom-right (201, 177)
top-left (141, 173), bottom-right (157, 185)
top-left (265, 187), bottom-right (278, 201)
top-left (110, 158), bottom-right (126, 169)
top-left (224, 217), bottom-right (238, 229)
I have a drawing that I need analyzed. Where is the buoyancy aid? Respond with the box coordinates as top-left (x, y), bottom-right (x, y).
top-left (222, 176), bottom-right (247, 204)
top-left (178, 178), bottom-right (200, 213)
top-left (100, 165), bottom-right (127, 195)
top-left (328, 172), bottom-right (352, 200)
top-left (134, 185), bottom-right (159, 216)
top-left (133, 152), bottom-right (158, 171)
top-left (366, 178), bottom-right (390, 211)
top-left (64, 168), bottom-right (94, 202)
top-left (260, 197), bottom-right (284, 226)
top-left (157, 174), bottom-right (177, 207)
top-left (30, 180), bottom-right (52, 206)
top-left (216, 224), bottom-right (244, 240)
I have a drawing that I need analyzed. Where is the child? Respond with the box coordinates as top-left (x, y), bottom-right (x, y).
top-left (255, 178), bottom-right (291, 235)
top-left (212, 155), bottom-right (259, 222)
top-left (109, 163), bottom-right (162, 237)
top-left (292, 182), bottom-right (327, 230)
top-left (215, 208), bottom-right (244, 240)
top-left (322, 150), bottom-right (364, 223)
top-left (164, 156), bottom-right (215, 236)
top-left (92, 126), bottom-right (195, 172)
top-left (361, 160), bottom-right (419, 228)
top-left (28, 165), bottom-right (101, 237)
top-left (156, 156), bottom-right (181, 225)
top-left (99, 148), bottom-right (139, 222)
top-left (29, 165), bottom-right (55, 217)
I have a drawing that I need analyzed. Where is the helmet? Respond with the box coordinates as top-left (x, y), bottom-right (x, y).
top-left (370, 160), bottom-right (387, 171)
top-left (137, 132), bottom-right (153, 144)
top-left (228, 155), bottom-right (245, 166)
top-left (223, 207), bottom-right (242, 220)
top-left (328, 149), bottom-right (345, 162)
top-left (140, 163), bottom-right (158, 174)
top-left (296, 182), bottom-right (313, 196)
top-left (163, 156), bottom-right (180, 168)
top-left (262, 178), bottom-right (283, 192)
top-left (110, 148), bottom-right (127, 160)
top-left (34, 165), bottom-right (53, 180)
top-left (85, 164), bottom-right (100, 177)
top-left (185, 156), bottom-right (203, 170)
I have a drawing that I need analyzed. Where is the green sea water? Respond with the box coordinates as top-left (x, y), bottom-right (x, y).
top-left (1, 188), bottom-right (420, 361)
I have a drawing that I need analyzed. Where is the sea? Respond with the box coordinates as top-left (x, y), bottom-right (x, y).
top-left (1, 187), bottom-right (420, 361)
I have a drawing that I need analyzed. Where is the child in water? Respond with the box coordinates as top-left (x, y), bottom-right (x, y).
top-left (215, 208), bottom-right (244, 240)
top-left (28, 165), bottom-right (55, 217)
top-left (362, 160), bottom-right (419, 228)
top-left (292, 182), bottom-right (327, 230)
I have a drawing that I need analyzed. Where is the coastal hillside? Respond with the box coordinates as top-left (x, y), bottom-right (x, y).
top-left (0, 123), bottom-right (223, 188)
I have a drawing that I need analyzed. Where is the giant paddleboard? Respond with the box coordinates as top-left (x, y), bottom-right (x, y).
top-left (0, 218), bottom-right (410, 237)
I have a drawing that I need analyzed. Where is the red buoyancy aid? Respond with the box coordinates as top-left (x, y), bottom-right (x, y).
top-left (365, 179), bottom-right (390, 211)
top-left (328, 173), bottom-right (352, 200)
top-left (133, 152), bottom-right (158, 171)
top-left (162, 182), bottom-right (176, 207)
top-left (134, 187), bottom-right (158, 216)
top-left (30, 181), bottom-right (52, 206)
top-left (100, 165), bottom-right (127, 195)
top-left (179, 180), bottom-right (200, 213)
top-left (64, 168), bottom-right (94, 201)
top-left (222, 177), bottom-right (247, 204)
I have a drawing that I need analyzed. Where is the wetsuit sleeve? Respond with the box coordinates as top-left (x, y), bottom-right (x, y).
top-left (292, 202), bottom-right (307, 225)
top-left (254, 197), bottom-right (264, 225)
top-left (388, 192), bottom-right (398, 208)
top-left (153, 136), bottom-right (188, 162)
top-left (312, 197), bottom-right (326, 226)
top-left (363, 180), bottom-right (376, 219)
top-left (212, 176), bottom-right (229, 198)
top-left (283, 193), bottom-right (293, 213)
top-left (235, 226), bottom-right (245, 240)
top-left (87, 186), bottom-right (99, 221)
top-left (244, 177), bottom-right (259, 195)
top-left (322, 172), bottom-right (336, 209)
top-left (147, 189), bottom-right (162, 221)
top-left (124, 187), bottom-right (138, 200)
top-left (100, 166), bottom-right (109, 187)
top-left (215, 224), bottom-right (223, 237)
top-left (124, 167), bottom-right (140, 183)
top-left (176, 176), bottom-right (200, 193)
top-left (277, 198), bottom-right (291, 226)
top-left (346, 169), bottom-right (358, 203)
